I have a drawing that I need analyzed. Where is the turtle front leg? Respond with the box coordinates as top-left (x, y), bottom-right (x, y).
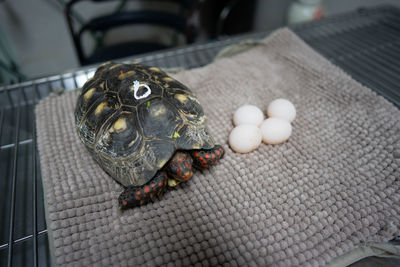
top-left (190, 145), bottom-right (225, 169)
top-left (118, 172), bottom-right (168, 210)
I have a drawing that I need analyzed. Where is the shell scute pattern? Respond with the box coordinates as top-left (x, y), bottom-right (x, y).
top-left (137, 98), bottom-right (183, 140)
top-left (75, 62), bottom-right (215, 187)
top-left (96, 110), bottom-right (143, 158)
top-left (118, 80), bottom-right (163, 107)
top-left (78, 96), bottom-right (120, 144)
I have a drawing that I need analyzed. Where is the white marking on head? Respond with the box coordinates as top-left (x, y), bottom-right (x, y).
top-left (133, 80), bottom-right (151, 100)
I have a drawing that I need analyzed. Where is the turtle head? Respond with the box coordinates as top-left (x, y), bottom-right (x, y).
top-left (165, 152), bottom-right (193, 187)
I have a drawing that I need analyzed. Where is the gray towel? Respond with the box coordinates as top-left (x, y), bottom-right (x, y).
top-left (35, 28), bottom-right (400, 266)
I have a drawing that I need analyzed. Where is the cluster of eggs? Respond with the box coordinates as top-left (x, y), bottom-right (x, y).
top-left (229, 99), bottom-right (296, 153)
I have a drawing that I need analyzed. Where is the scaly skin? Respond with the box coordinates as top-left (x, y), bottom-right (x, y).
top-left (190, 145), bottom-right (225, 169)
top-left (166, 152), bottom-right (194, 182)
top-left (118, 145), bottom-right (225, 210)
top-left (118, 172), bottom-right (168, 209)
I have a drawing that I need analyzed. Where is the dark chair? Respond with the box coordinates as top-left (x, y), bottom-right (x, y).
top-left (65, 0), bottom-right (197, 65)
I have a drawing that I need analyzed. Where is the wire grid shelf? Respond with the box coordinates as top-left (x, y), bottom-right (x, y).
top-left (0, 5), bottom-right (399, 266)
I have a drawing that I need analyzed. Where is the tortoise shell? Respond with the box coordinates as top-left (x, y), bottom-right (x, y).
top-left (75, 62), bottom-right (215, 187)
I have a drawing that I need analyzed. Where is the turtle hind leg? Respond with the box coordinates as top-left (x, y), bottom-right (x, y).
top-left (190, 145), bottom-right (225, 170)
top-left (118, 171), bottom-right (168, 210)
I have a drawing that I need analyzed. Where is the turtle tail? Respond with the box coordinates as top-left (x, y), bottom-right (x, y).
top-left (118, 172), bottom-right (168, 210)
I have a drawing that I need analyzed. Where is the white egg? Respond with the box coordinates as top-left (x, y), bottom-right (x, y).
top-left (233, 105), bottom-right (264, 127)
top-left (267, 98), bottom-right (296, 122)
top-left (229, 124), bottom-right (262, 153)
top-left (260, 118), bottom-right (292, 144)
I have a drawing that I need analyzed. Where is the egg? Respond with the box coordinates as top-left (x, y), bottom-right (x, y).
top-left (260, 118), bottom-right (292, 144)
top-left (267, 98), bottom-right (296, 122)
top-left (229, 124), bottom-right (262, 153)
top-left (233, 105), bottom-right (264, 127)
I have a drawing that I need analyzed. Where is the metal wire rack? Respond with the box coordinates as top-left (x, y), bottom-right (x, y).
top-left (0, 5), bottom-right (399, 267)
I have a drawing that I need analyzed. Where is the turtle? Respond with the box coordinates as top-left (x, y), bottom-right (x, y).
top-left (75, 62), bottom-right (224, 209)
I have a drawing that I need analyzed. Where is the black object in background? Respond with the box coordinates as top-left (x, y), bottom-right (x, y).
top-left (200, 0), bottom-right (256, 38)
top-left (65, 0), bottom-right (199, 66)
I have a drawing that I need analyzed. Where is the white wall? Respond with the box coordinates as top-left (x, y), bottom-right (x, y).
top-left (0, 0), bottom-right (78, 79)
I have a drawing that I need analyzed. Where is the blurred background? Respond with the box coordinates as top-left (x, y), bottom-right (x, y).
top-left (0, 0), bottom-right (399, 85)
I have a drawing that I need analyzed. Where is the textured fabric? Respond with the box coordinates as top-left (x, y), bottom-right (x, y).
top-left (326, 242), bottom-right (400, 267)
top-left (35, 28), bottom-right (400, 266)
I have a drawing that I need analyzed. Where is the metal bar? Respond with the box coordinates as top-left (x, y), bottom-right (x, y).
top-left (60, 76), bottom-right (66, 91)
top-left (308, 23), bottom-right (398, 66)
top-left (0, 230), bottom-right (48, 250)
top-left (387, 42), bottom-right (400, 54)
top-left (164, 52), bottom-right (179, 68)
top-left (32, 138), bottom-right (38, 267)
top-left (6, 87), bottom-right (21, 267)
top-left (380, 44), bottom-right (400, 66)
top-left (370, 51), bottom-right (400, 77)
top-left (34, 82), bottom-right (42, 100)
top-left (0, 139), bottom-right (33, 150)
top-left (321, 25), bottom-right (400, 100)
top-left (309, 24), bottom-right (362, 56)
top-left (0, 95), bottom-right (4, 142)
top-left (334, 28), bottom-right (400, 69)
top-left (338, 57), bottom-right (400, 105)
top-left (352, 53), bottom-right (400, 93)
top-left (46, 78), bottom-right (53, 96)
top-left (32, 84), bottom-right (39, 267)
top-left (382, 16), bottom-right (400, 31)
top-left (336, 41), bottom-right (400, 70)
top-left (350, 24), bottom-right (400, 48)
top-left (295, 16), bottom-right (400, 107)
top-left (307, 21), bottom-right (366, 52)
top-left (21, 85), bottom-right (28, 107)
top-left (73, 74), bottom-right (79, 89)
top-left (360, 49), bottom-right (400, 83)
